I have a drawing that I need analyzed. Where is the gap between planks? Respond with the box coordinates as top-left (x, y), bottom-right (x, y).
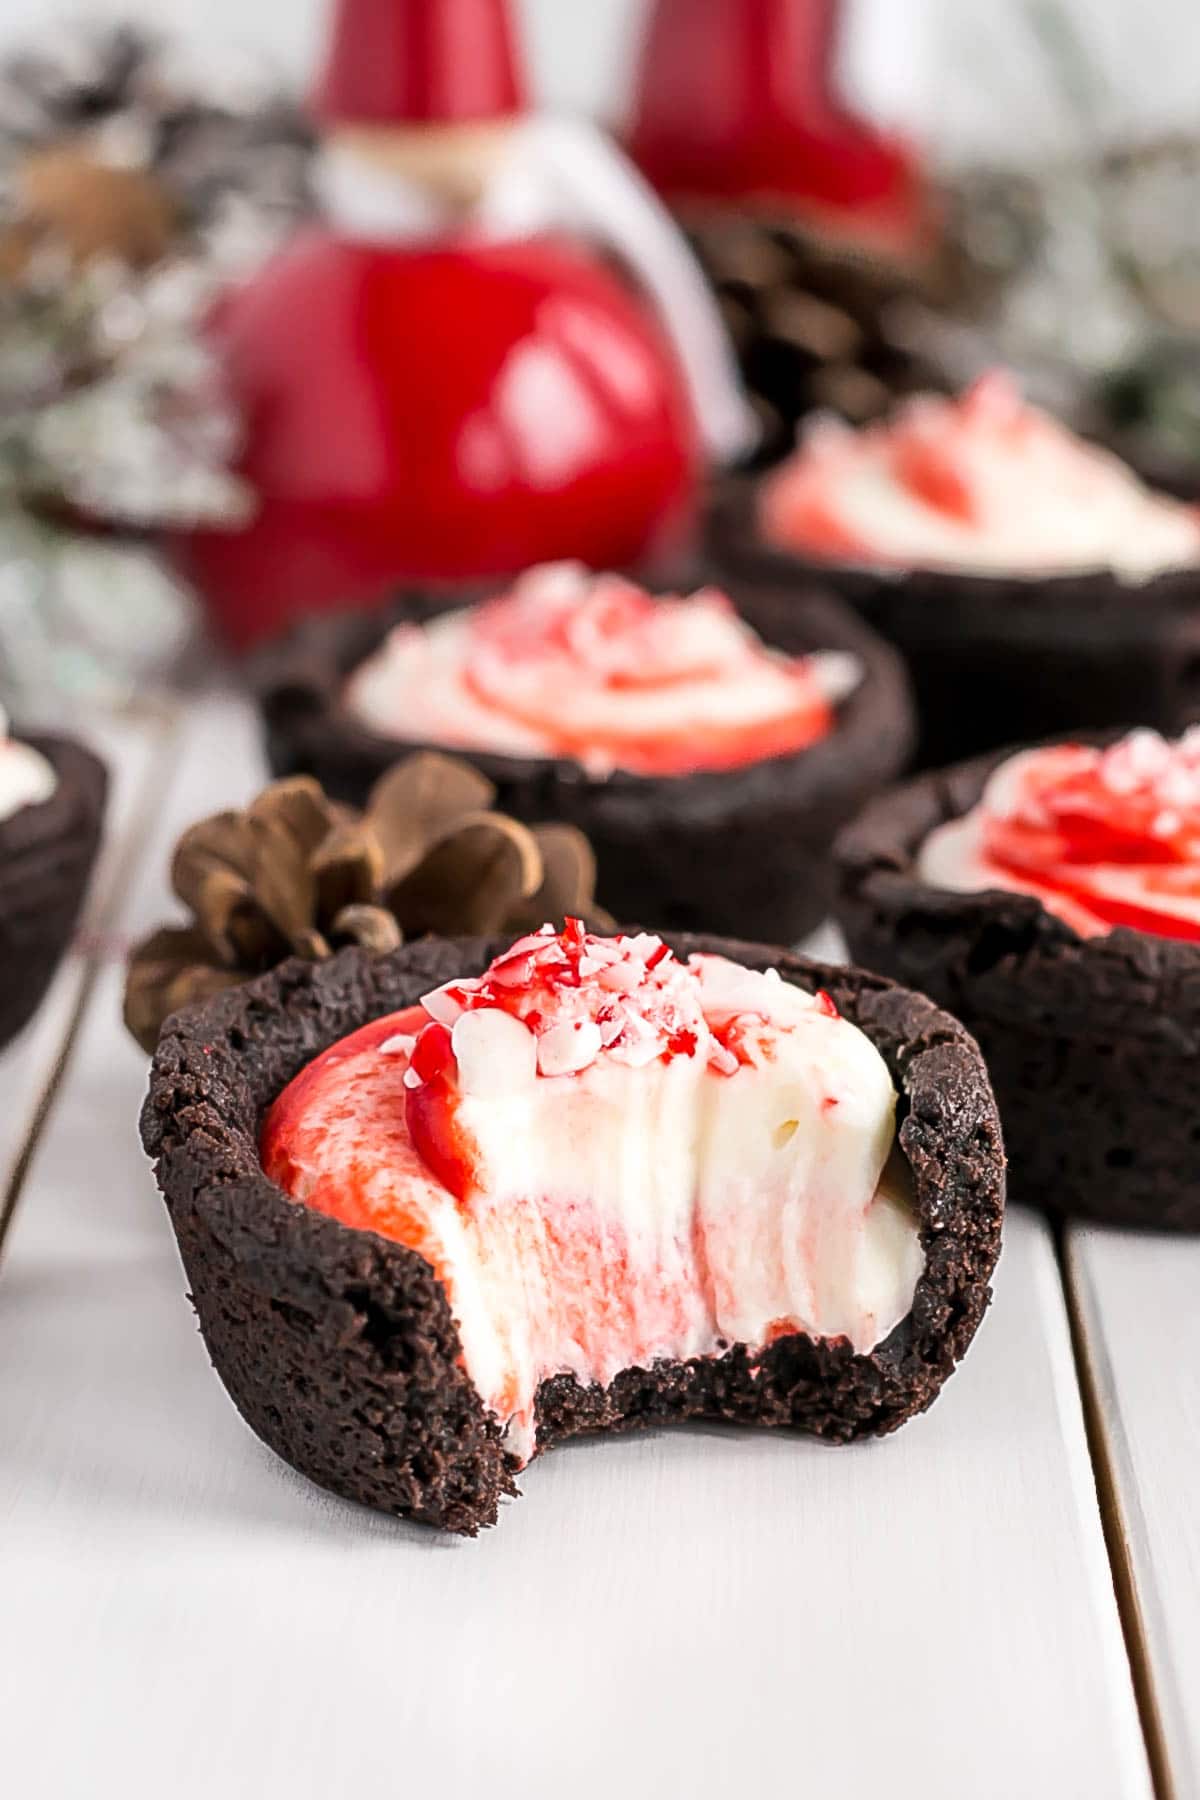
top-left (0, 703), bottom-right (184, 1262)
top-left (1058, 1227), bottom-right (1177, 1800)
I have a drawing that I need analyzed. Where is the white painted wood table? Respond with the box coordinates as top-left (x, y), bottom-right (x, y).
top-left (0, 693), bottom-right (1192, 1800)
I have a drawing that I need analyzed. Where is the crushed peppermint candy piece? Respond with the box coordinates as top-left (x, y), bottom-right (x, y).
top-left (399, 920), bottom-right (834, 1092)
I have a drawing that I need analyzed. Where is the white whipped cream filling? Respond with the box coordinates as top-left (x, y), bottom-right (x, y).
top-left (271, 936), bottom-right (928, 1468)
top-left (348, 607), bottom-right (555, 762)
top-left (273, 942), bottom-right (925, 1466)
top-left (0, 708), bottom-right (57, 824)
top-left (448, 1005), bottom-right (919, 1452)
top-left (344, 566), bottom-right (859, 778)
top-left (820, 453), bottom-right (1200, 581)
top-left (418, 961), bottom-right (920, 1462)
top-left (916, 811), bottom-right (993, 896)
top-left (917, 749), bottom-right (1110, 930)
top-left (765, 375), bottom-right (1200, 582)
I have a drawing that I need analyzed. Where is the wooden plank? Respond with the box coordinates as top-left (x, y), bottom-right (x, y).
top-left (0, 710), bottom-right (173, 1216)
top-left (1068, 1226), bottom-right (1200, 1798)
top-left (0, 695), bottom-right (1155, 1799)
top-left (116, 691), bottom-right (268, 944)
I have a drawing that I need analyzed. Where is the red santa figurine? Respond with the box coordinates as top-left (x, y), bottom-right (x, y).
top-left (628, 0), bottom-right (924, 256)
top-left (181, 0), bottom-right (754, 648)
top-left (626, 0), bottom-right (934, 445)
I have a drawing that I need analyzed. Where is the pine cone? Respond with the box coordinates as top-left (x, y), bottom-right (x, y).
top-left (4, 147), bottom-right (177, 271)
top-left (0, 19), bottom-right (313, 268)
top-left (688, 212), bottom-right (941, 461)
top-left (124, 753), bottom-right (610, 1053)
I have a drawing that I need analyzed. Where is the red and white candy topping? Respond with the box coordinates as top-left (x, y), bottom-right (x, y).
top-left (418, 919), bottom-right (834, 1084)
top-left (919, 728), bottom-right (1200, 941)
top-left (760, 372), bottom-right (1200, 581)
top-left (345, 562), bottom-right (853, 777)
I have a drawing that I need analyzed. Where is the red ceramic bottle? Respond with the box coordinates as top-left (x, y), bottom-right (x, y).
top-left (180, 0), bottom-right (742, 649)
top-left (628, 0), bottom-right (923, 254)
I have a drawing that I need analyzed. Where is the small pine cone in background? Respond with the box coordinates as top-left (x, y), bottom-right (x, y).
top-left (123, 753), bottom-right (612, 1054)
top-left (0, 18), bottom-right (314, 275)
top-left (5, 147), bottom-right (177, 271)
top-left (688, 212), bottom-right (943, 463)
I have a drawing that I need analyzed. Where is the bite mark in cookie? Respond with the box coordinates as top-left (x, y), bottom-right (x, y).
top-left (262, 923), bottom-right (924, 1465)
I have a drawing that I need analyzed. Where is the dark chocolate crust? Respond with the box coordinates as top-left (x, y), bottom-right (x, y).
top-left (0, 734), bottom-right (107, 1050)
top-left (141, 932), bottom-right (1005, 1535)
top-left (708, 478), bottom-right (1200, 768)
top-left (834, 744), bottom-right (1200, 1230)
top-left (253, 583), bottom-right (914, 943)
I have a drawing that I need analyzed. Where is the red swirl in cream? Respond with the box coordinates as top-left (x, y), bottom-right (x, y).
top-left (345, 563), bottom-right (855, 778)
top-left (918, 729), bottom-right (1200, 941)
top-left (760, 373), bottom-right (1200, 581)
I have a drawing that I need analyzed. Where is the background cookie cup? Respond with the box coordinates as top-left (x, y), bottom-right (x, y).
top-left (834, 745), bottom-right (1200, 1231)
top-left (140, 932), bottom-right (1005, 1536)
top-left (0, 735), bottom-right (108, 1050)
top-left (709, 477), bottom-right (1200, 770)
top-left (254, 585), bottom-right (914, 944)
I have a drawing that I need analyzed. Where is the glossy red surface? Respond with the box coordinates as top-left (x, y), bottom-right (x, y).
top-left (313, 0), bottom-right (523, 128)
top-left (628, 0), bottom-right (922, 245)
top-left (179, 230), bottom-right (699, 648)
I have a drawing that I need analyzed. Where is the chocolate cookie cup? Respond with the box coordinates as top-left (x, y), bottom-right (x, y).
top-left (141, 932), bottom-right (1005, 1536)
top-left (255, 586), bottom-right (914, 944)
top-left (0, 734), bottom-right (107, 1050)
top-left (835, 744), bottom-right (1200, 1231)
top-left (709, 477), bottom-right (1200, 769)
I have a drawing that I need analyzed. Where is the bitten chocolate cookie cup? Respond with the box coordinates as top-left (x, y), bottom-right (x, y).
top-left (0, 735), bottom-right (107, 1051)
top-left (253, 586), bottom-right (914, 944)
top-left (835, 749), bottom-right (1200, 1231)
top-left (140, 933), bottom-right (1005, 1536)
top-left (709, 479), bottom-right (1200, 769)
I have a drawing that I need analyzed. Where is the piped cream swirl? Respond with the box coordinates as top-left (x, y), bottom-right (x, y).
top-left (0, 707), bottom-right (57, 825)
